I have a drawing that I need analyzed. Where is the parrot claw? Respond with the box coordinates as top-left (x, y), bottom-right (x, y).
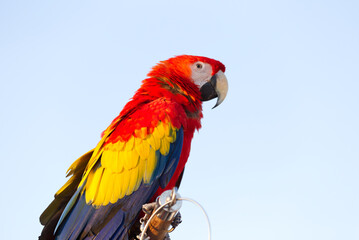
top-left (142, 202), bottom-right (157, 216)
top-left (170, 212), bottom-right (182, 230)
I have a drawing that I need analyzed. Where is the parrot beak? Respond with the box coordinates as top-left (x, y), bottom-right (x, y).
top-left (200, 70), bottom-right (228, 108)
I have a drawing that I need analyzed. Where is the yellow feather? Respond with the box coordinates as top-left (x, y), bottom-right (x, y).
top-left (163, 123), bottom-right (171, 137)
top-left (165, 126), bottom-right (177, 143)
top-left (84, 171), bottom-right (94, 194)
top-left (122, 150), bottom-right (130, 167)
top-left (135, 137), bottom-right (142, 146)
top-left (156, 122), bottom-right (165, 138)
top-left (171, 129), bottom-right (177, 143)
top-left (121, 170), bottom-right (130, 198)
top-left (125, 136), bottom-right (135, 151)
top-left (144, 148), bottom-right (157, 183)
top-left (103, 172), bottom-right (115, 205)
top-left (79, 127), bottom-right (113, 188)
top-left (110, 173), bottom-right (121, 204)
top-left (140, 127), bottom-right (148, 139)
top-left (147, 134), bottom-right (160, 150)
top-left (152, 126), bottom-right (161, 140)
top-left (135, 141), bottom-right (143, 158)
top-left (135, 160), bottom-right (144, 190)
top-left (123, 151), bottom-right (132, 171)
top-left (137, 139), bottom-right (150, 160)
top-left (127, 167), bottom-right (139, 195)
top-left (124, 150), bottom-right (139, 170)
top-left (132, 150), bottom-right (140, 167)
top-left (165, 135), bottom-right (174, 143)
top-left (160, 138), bottom-right (170, 156)
top-left (116, 150), bottom-right (126, 173)
top-left (112, 150), bottom-right (119, 173)
top-left (85, 167), bottom-right (104, 203)
top-left (110, 149), bottom-right (120, 169)
top-left (96, 170), bottom-right (111, 205)
top-left (146, 135), bottom-right (153, 150)
top-left (108, 173), bottom-right (116, 203)
top-left (101, 149), bottom-right (111, 168)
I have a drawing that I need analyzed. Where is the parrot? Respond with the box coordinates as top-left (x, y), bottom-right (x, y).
top-left (39, 55), bottom-right (228, 240)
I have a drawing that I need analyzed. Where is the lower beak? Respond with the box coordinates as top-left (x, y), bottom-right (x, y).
top-left (200, 70), bottom-right (228, 108)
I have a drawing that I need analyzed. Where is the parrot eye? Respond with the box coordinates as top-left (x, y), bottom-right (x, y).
top-left (195, 62), bottom-right (204, 70)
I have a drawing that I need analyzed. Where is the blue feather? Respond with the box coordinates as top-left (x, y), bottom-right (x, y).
top-left (160, 128), bottom-right (184, 188)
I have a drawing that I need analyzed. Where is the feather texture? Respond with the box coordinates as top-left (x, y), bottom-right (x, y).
top-left (82, 120), bottom-right (179, 206)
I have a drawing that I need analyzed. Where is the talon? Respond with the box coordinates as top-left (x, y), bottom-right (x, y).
top-left (142, 202), bottom-right (157, 215)
top-left (171, 212), bottom-right (182, 229)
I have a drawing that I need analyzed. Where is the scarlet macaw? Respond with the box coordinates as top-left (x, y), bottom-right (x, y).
top-left (39, 55), bottom-right (228, 240)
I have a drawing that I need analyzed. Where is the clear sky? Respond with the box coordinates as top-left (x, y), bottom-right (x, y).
top-left (0, 0), bottom-right (358, 239)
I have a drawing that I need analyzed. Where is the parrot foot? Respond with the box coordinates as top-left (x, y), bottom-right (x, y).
top-left (170, 212), bottom-right (182, 230)
top-left (142, 202), bottom-right (157, 216)
top-left (136, 203), bottom-right (156, 240)
top-left (137, 189), bottom-right (182, 239)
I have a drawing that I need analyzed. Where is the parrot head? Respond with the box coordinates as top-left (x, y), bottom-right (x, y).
top-left (147, 55), bottom-right (228, 109)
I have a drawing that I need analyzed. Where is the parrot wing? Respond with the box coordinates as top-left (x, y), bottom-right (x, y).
top-left (39, 150), bottom-right (94, 239)
top-left (41, 98), bottom-right (186, 240)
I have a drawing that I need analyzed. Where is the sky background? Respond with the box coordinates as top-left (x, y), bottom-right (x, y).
top-left (0, 0), bottom-right (358, 239)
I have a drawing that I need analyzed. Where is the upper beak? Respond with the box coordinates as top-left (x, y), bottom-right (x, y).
top-left (199, 70), bottom-right (228, 108)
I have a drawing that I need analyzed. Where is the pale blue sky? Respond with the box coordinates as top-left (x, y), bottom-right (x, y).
top-left (0, 1), bottom-right (358, 239)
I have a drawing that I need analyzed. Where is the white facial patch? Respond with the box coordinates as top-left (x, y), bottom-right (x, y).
top-left (190, 62), bottom-right (213, 88)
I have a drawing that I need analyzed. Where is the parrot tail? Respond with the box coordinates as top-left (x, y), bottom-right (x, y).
top-left (39, 150), bottom-right (94, 240)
